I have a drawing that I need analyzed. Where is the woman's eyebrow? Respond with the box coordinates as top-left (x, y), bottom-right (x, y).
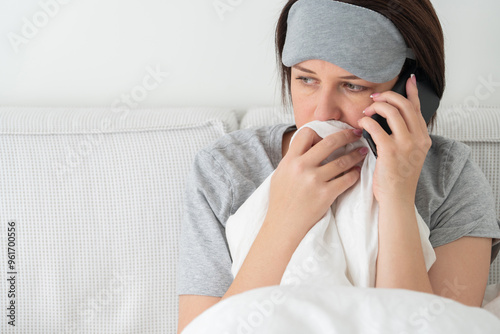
top-left (293, 65), bottom-right (316, 74)
top-left (293, 65), bottom-right (361, 80)
top-left (339, 75), bottom-right (361, 80)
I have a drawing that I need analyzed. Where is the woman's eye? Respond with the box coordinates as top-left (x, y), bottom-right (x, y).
top-left (344, 83), bottom-right (366, 92)
top-left (295, 76), bottom-right (317, 85)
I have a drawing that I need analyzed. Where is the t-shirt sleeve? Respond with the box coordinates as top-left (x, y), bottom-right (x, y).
top-left (429, 141), bottom-right (500, 261)
top-left (176, 148), bottom-right (234, 297)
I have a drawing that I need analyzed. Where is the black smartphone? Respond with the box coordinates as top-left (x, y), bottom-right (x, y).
top-left (362, 59), bottom-right (440, 157)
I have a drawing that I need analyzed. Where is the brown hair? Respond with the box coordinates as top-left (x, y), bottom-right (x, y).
top-left (275, 0), bottom-right (445, 127)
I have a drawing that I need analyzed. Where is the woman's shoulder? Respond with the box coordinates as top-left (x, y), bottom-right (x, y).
top-left (196, 123), bottom-right (295, 169)
top-left (418, 134), bottom-right (500, 248)
top-left (418, 134), bottom-right (475, 198)
top-left (188, 123), bottom-right (295, 218)
top-left (207, 123), bottom-right (294, 149)
top-left (422, 134), bottom-right (473, 188)
top-left (417, 134), bottom-right (492, 228)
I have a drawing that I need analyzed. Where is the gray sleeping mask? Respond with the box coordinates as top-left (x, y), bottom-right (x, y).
top-left (282, 0), bottom-right (415, 83)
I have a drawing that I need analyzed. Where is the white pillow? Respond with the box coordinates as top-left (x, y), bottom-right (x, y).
top-left (0, 107), bottom-right (237, 333)
top-left (239, 106), bottom-right (294, 129)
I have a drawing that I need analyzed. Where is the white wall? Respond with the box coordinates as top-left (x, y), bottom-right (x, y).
top-left (0, 0), bottom-right (499, 110)
top-left (432, 0), bottom-right (500, 108)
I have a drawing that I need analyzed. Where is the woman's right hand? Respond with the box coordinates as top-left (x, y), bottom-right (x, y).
top-left (264, 127), bottom-right (368, 243)
top-left (219, 128), bottom-right (367, 301)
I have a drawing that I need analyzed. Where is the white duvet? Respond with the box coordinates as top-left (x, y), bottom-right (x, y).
top-left (182, 283), bottom-right (500, 333)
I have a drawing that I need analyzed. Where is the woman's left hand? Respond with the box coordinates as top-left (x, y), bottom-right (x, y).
top-left (358, 75), bottom-right (432, 204)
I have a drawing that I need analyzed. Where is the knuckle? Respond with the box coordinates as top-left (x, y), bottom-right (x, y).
top-left (294, 127), bottom-right (316, 145)
top-left (322, 133), bottom-right (339, 147)
top-left (292, 159), bottom-right (307, 174)
top-left (317, 185), bottom-right (330, 199)
top-left (334, 156), bottom-right (349, 170)
top-left (343, 129), bottom-right (353, 141)
top-left (306, 170), bottom-right (321, 185)
top-left (403, 99), bottom-right (415, 111)
top-left (424, 137), bottom-right (432, 149)
top-left (384, 106), bottom-right (399, 118)
top-left (343, 169), bottom-right (359, 185)
top-left (298, 127), bottom-right (314, 138)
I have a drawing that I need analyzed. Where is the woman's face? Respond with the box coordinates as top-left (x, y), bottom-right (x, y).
top-left (291, 59), bottom-right (399, 129)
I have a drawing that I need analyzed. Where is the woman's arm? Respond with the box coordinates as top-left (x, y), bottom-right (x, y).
top-left (428, 236), bottom-right (492, 306)
top-left (375, 196), bottom-right (434, 294)
top-left (359, 74), bottom-right (435, 294)
top-left (177, 211), bottom-right (304, 333)
top-left (375, 195), bottom-right (492, 306)
top-left (177, 218), bottom-right (304, 332)
top-left (360, 74), bottom-right (493, 307)
top-left (178, 127), bottom-right (367, 332)
top-left (177, 295), bottom-right (220, 333)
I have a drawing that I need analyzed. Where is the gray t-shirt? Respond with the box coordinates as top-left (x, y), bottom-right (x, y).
top-left (177, 123), bottom-right (500, 297)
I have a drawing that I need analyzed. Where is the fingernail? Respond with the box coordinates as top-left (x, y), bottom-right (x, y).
top-left (411, 73), bottom-right (417, 85)
top-left (359, 147), bottom-right (369, 155)
top-left (370, 93), bottom-right (380, 98)
top-left (353, 128), bottom-right (363, 136)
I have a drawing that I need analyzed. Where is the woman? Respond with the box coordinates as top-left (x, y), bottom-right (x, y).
top-left (177, 0), bottom-right (500, 332)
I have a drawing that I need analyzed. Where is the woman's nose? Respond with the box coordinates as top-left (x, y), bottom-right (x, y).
top-left (313, 90), bottom-right (343, 122)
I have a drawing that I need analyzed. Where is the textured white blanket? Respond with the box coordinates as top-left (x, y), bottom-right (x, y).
top-left (183, 284), bottom-right (500, 333)
top-left (226, 120), bottom-right (436, 288)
